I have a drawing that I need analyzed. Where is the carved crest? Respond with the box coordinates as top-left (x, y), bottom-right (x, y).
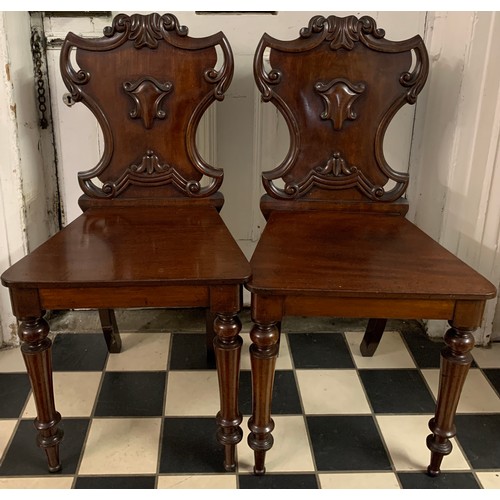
top-left (315, 79), bottom-right (365, 130)
top-left (103, 12), bottom-right (188, 49)
top-left (123, 77), bottom-right (173, 129)
top-left (300, 15), bottom-right (385, 50)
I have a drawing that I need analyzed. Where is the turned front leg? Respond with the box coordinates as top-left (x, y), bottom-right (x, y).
top-left (19, 316), bottom-right (63, 472)
top-left (213, 312), bottom-right (243, 471)
top-left (248, 321), bottom-right (280, 475)
top-left (427, 322), bottom-right (474, 476)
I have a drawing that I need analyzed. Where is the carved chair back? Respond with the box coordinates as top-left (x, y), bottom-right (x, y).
top-left (254, 15), bottom-right (428, 208)
top-left (61, 13), bottom-right (233, 206)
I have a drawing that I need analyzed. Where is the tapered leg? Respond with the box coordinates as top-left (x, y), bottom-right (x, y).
top-left (248, 321), bottom-right (280, 475)
top-left (213, 312), bottom-right (243, 471)
top-left (98, 309), bottom-right (122, 353)
top-left (426, 322), bottom-right (475, 476)
top-left (360, 318), bottom-right (387, 357)
top-left (18, 316), bottom-right (64, 472)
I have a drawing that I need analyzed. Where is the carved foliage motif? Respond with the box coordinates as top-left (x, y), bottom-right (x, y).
top-left (123, 77), bottom-right (173, 129)
top-left (300, 14), bottom-right (385, 51)
top-left (279, 152), bottom-right (385, 201)
top-left (315, 79), bottom-right (365, 130)
top-left (101, 149), bottom-right (203, 198)
top-left (103, 12), bottom-right (188, 49)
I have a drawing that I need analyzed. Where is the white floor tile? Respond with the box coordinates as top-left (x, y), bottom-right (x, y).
top-left (0, 477), bottom-right (74, 488)
top-left (318, 472), bottom-right (401, 489)
top-left (376, 414), bottom-right (471, 471)
top-left (23, 372), bottom-right (102, 418)
top-left (421, 368), bottom-right (500, 413)
top-left (78, 418), bottom-right (161, 475)
top-left (165, 371), bottom-right (219, 416)
top-left (0, 346), bottom-right (26, 373)
top-left (296, 369), bottom-right (371, 414)
top-left (471, 342), bottom-right (500, 368)
top-left (106, 332), bottom-right (170, 371)
top-left (238, 415), bottom-right (315, 473)
top-left (345, 331), bottom-right (416, 369)
top-left (476, 471), bottom-right (500, 489)
top-left (157, 474), bottom-right (237, 488)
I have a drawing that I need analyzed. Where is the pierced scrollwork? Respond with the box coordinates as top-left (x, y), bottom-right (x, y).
top-left (123, 77), bottom-right (173, 129)
top-left (315, 78), bottom-right (366, 130)
top-left (99, 149), bottom-right (207, 198)
top-left (274, 152), bottom-right (386, 201)
top-left (103, 12), bottom-right (188, 49)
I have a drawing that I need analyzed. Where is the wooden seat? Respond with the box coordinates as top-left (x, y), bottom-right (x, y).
top-left (246, 14), bottom-right (497, 476)
top-left (0, 13), bottom-right (250, 473)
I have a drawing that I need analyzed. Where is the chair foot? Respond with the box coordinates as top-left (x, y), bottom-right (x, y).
top-left (224, 444), bottom-right (237, 472)
top-left (98, 309), bottom-right (122, 353)
top-left (360, 318), bottom-right (387, 357)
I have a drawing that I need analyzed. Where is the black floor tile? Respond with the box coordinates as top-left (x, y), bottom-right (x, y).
top-left (455, 414), bottom-right (500, 469)
top-left (359, 369), bottom-right (436, 413)
top-left (239, 370), bottom-right (302, 416)
top-left (159, 417), bottom-right (226, 473)
top-left (398, 471), bottom-right (480, 489)
top-left (75, 475), bottom-right (156, 488)
top-left (0, 373), bottom-right (31, 418)
top-left (0, 418), bottom-right (89, 476)
top-left (484, 369), bottom-right (500, 396)
top-left (401, 331), bottom-right (444, 369)
top-left (288, 333), bottom-right (355, 369)
top-left (239, 474), bottom-right (319, 489)
top-left (169, 333), bottom-right (214, 370)
top-left (306, 415), bottom-right (392, 471)
top-left (94, 371), bottom-right (166, 417)
top-left (52, 333), bottom-right (108, 371)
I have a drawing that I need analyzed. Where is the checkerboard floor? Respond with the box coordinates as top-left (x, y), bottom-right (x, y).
top-left (1, 310), bottom-right (500, 489)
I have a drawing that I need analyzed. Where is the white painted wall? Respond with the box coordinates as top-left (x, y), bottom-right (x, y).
top-left (407, 12), bottom-right (500, 343)
top-left (0, 11), bottom-right (58, 345)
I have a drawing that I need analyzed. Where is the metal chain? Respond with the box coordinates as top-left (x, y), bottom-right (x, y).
top-left (30, 27), bottom-right (49, 129)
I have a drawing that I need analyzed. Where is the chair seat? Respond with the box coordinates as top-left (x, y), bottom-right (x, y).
top-left (1, 205), bottom-right (250, 289)
top-left (248, 211), bottom-right (496, 300)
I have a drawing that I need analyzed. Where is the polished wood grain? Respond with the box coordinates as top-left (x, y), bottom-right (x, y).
top-left (1, 13), bottom-right (250, 474)
top-left (247, 14), bottom-right (497, 477)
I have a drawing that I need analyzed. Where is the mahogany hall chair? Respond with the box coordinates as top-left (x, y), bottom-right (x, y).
top-left (247, 14), bottom-right (497, 476)
top-left (1, 12), bottom-right (250, 473)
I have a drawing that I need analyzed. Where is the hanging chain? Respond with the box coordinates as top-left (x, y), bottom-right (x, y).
top-left (30, 27), bottom-right (49, 129)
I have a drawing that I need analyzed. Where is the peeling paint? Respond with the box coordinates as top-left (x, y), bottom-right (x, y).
top-left (8, 322), bottom-right (18, 343)
top-left (5, 62), bottom-right (10, 81)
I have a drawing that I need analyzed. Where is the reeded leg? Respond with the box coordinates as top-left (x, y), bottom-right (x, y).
top-left (213, 312), bottom-right (243, 471)
top-left (248, 321), bottom-right (280, 475)
top-left (18, 316), bottom-right (64, 472)
top-left (98, 309), bottom-right (122, 353)
top-left (206, 309), bottom-right (216, 369)
top-left (426, 322), bottom-right (475, 476)
top-left (360, 318), bottom-right (387, 357)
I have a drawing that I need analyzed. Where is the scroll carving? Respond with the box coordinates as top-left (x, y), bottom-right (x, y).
top-left (60, 12), bottom-right (234, 200)
top-left (123, 77), bottom-right (173, 129)
top-left (278, 152), bottom-right (385, 201)
top-left (103, 12), bottom-right (188, 49)
top-left (254, 14), bottom-right (429, 203)
top-left (101, 149), bottom-right (203, 198)
top-left (315, 79), bottom-right (365, 130)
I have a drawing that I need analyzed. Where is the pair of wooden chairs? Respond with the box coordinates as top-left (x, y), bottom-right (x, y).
top-left (1, 12), bottom-right (496, 478)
